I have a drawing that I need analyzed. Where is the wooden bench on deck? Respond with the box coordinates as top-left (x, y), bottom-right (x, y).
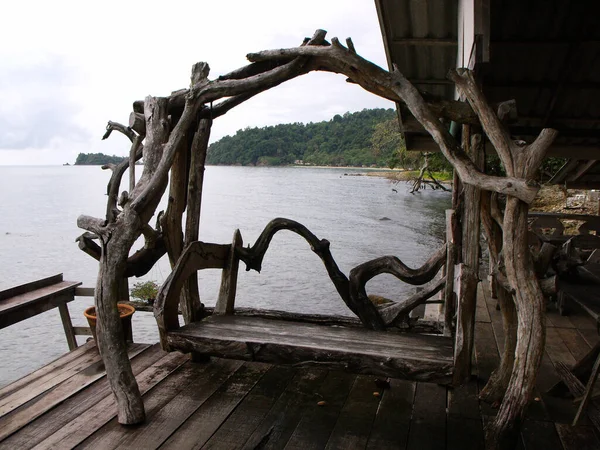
top-left (0, 274), bottom-right (82, 350)
top-left (155, 236), bottom-right (455, 385)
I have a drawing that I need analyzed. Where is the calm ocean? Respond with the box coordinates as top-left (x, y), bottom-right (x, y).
top-left (0, 165), bottom-right (450, 386)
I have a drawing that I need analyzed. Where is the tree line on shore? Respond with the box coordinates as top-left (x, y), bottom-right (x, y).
top-left (207, 108), bottom-right (423, 168)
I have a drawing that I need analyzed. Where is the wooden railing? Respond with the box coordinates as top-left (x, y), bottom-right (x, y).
top-left (0, 274), bottom-right (94, 351)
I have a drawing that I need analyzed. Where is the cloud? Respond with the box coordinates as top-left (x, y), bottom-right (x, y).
top-left (0, 57), bottom-right (90, 150)
top-left (0, 0), bottom-right (393, 164)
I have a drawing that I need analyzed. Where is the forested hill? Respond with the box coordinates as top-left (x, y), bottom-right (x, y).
top-left (74, 153), bottom-right (127, 165)
top-left (206, 108), bottom-right (401, 167)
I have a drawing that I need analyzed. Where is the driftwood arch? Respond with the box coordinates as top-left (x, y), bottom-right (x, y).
top-left (77, 29), bottom-right (557, 449)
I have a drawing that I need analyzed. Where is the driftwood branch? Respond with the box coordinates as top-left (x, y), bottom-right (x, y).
top-left (379, 278), bottom-right (446, 326)
top-left (247, 41), bottom-right (539, 203)
top-left (237, 218), bottom-right (385, 330)
top-left (448, 69), bottom-right (514, 175)
top-left (102, 121), bottom-right (136, 142)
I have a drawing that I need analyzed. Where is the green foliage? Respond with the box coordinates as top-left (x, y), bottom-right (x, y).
top-left (130, 281), bottom-right (159, 304)
top-left (207, 109), bottom-right (407, 167)
top-left (74, 153), bottom-right (127, 165)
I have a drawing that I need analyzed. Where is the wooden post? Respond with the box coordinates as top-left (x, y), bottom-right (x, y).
top-left (453, 126), bottom-right (484, 384)
top-left (215, 229), bottom-right (243, 315)
top-left (444, 209), bottom-right (458, 336)
top-left (58, 303), bottom-right (78, 351)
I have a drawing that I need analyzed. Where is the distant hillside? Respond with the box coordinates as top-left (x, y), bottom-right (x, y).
top-left (74, 153), bottom-right (127, 165)
top-left (206, 108), bottom-right (405, 167)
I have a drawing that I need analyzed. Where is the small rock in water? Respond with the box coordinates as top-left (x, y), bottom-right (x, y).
top-left (379, 217), bottom-right (391, 221)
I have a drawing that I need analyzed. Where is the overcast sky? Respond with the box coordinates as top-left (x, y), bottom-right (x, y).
top-left (0, 0), bottom-right (395, 165)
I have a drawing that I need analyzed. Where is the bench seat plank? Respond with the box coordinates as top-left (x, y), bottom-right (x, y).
top-left (167, 315), bottom-right (454, 384)
top-left (0, 280), bottom-right (82, 329)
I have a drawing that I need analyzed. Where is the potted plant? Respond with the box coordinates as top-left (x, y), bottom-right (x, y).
top-left (130, 280), bottom-right (160, 305)
top-left (84, 303), bottom-right (136, 343)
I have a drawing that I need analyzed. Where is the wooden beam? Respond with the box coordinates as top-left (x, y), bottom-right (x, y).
top-left (391, 38), bottom-right (458, 46)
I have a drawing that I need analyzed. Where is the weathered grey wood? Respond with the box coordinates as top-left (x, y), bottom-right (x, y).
top-left (215, 229), bottom-right (243, 315)
top-left (159, 362), bottom-right (269, 450)
top-left (285, 370), bottom-right (356, 450)
top-left (75, 287), bottom-right (95, 297)
top-left (200, 365), bottom-right (296, 449)
top-left (0, 341), bottom-right (98, 410)
top-left (80, 359), bottom-right (244, 449)
top-left (166, 316), bottom-right (454, 383)
top-left (237, 217), bottom-right (387, 330)
top-left (248, 46), bottom-right (541, 203)
top-left (237, 368), bottom-right (329, 450)
top-left (348, 243), bottom-right (447, 329)
top-left (555, 361), bottom-right (600, 431)
top-left (29, 350), bottom-right (189, 450)
top-left (406, 383), bottom-right (447, 450)
top-left (573, 350), bottom-right (600, 425)
top-left (182, 118), bottom-right (213, 325)
top-left (154, 241), bottom-right (230, 345)
top-left (1, 345), bottom-right (166, 449)
top-left (444, 209), bottom-right (458, 336)
top-left (366, 379), bottom-right (415, 449)
top-left (73, 326), bottom-right (92, 335)
top-left (555, 423), bottom-right (600, 450)
top-left (0, 274), bottom-right (63, 301)
top-left (454, 128), bottom-right (483, 385)
top-left (324, 375), bottom-right (381, 450)
top-left (57, 303), bottom-right (78, 351)
top-left (0, 280), bottom-right (81, 330)
top-left (0, 343), bottom-right (148, 442)
top-left (453, 264), bottom-right (479, 385)
top-left (378, 277), bottom-right (445, 326)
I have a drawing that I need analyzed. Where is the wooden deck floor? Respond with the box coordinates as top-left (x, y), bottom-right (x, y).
top-left (1, 283), bottom-right (599, 449)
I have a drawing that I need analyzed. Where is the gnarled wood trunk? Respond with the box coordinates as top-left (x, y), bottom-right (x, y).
top-left (486, 197), bottom-right (546, 449)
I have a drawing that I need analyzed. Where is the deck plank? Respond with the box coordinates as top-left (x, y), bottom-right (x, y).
top-left (239, 368), bottom-right (329, 450)
top-left (146, 362), bottom-right (270, 450)
top-left (79, 358), bottom-right (244, 449)
top-left (556, 327), bottom-right (593, 361)
top-left (284, 370), bottom-right (356, 450)
top-left (0, 342), bottom-right (101, 416)
top-left (0, 343), bottom-right (148, 443)
top-left (201, 365), bottom-right (296, 449)
top-left (366, 379), bottom-right (415, 450)
top-left (0, 340), bottom-right (96, 402)
top-left (27, 350), bottom-right (188, 450)
top-left (475, 282), bottom-right (492, 323)
top-left (519, 419), bottom-right (564, 450)
top-left (0, 344), bottom-right (165, 449)
top-left (474, 321), bottom-right (500, 417)
top-left (555, 423), bottom-right (600, 450)
top-left (324, 375), bottom-right (382, 450)
top-left (406, 382), bottom-right (447, 450)
top-left (446, 417), bottom-right (485, 450)
top-left (546, 327), bottom-right (578, 366)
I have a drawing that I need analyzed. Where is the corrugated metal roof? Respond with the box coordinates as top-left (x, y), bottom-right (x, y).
top-left (376, 0), bottom-right (600, 159)
top-left (482, 0), bottom-right (600, 156)
top-left (375, 0), bottom-right (458, 100)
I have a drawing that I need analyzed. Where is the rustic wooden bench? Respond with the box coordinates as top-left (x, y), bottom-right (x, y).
top-left (166, 315), bottom-right (454, 383)
top-left (154, 230), bottom-right (454, 385)
top-left (0, 274), bottom-right (82, 349)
